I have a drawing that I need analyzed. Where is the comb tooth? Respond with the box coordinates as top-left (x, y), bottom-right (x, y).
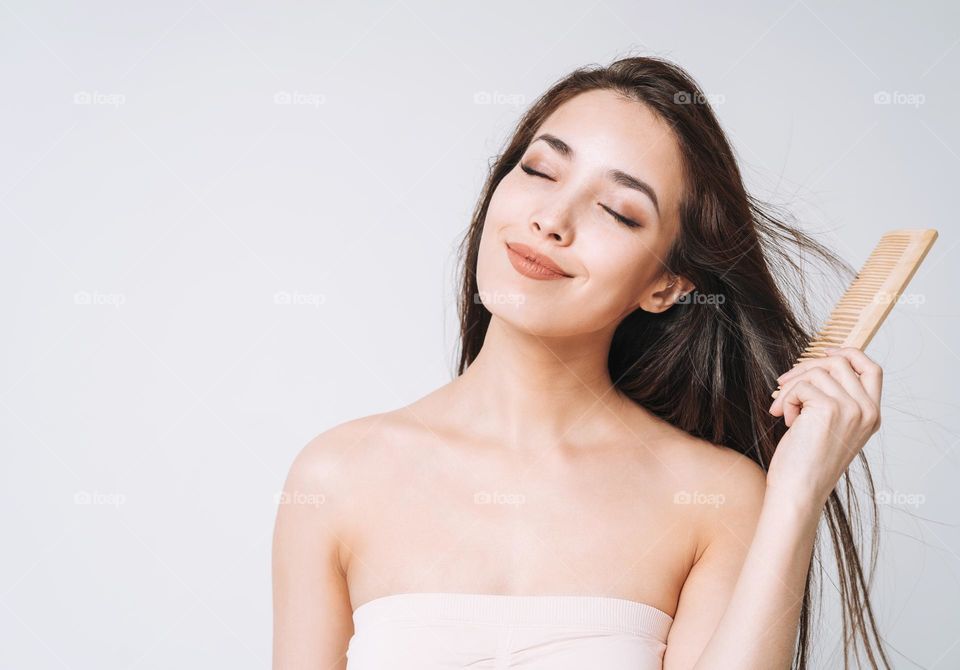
top-left (780, 229), bottom-right (939, 381)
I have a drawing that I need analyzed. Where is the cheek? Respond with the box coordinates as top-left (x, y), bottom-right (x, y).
top-left (583, 228), bottom-right (657, 282)
top-left (485, 177), bottom-right (524, 226)
top-left (476, 182), bottom-right (525, 279)
top-left (580, 237), bottom-right (662, 310)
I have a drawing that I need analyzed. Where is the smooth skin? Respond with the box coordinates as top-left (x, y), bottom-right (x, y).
top-left (272, 89), bottom-right (882, 669)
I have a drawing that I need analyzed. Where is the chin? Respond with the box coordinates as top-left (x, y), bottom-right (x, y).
top-left (483, 296), bottom-right (583, 338)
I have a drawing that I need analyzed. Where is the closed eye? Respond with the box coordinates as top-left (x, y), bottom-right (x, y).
top-left (520, 163), bottom-right (642, 229)
top-left (599, 203), bottom-right (642, 229)
top-left (520, 163), bottom-right (552, 180)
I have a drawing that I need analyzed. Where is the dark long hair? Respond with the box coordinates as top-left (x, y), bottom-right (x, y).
top-left (454, 55), bottom-right (892, 670)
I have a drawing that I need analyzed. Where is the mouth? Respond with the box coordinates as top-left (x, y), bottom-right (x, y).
top-left (505, 242), bottom-right (573, 280)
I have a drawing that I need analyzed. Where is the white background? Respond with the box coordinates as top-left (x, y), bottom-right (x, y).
top-left (2, 1), bottom-right (958, 668)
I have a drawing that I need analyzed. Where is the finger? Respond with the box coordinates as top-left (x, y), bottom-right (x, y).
top-left (775, 358), bottom-right (823, 386)
top-left (773, 347), bottom-right (880, 400)
top-left (803, 352), bottom-right (874, 410)
top-left (825, 347), bottom-right (883, 404)
top-left (780, 379), bottom-right (839, 427)
top-left (772, 367), bottom-right (850, 427)
top-left (771, 366), bottom-right (846, 415)
top-left (772, 356), bottom-right (840, 398)
top-left (776, 351), bottom-right (853, 387)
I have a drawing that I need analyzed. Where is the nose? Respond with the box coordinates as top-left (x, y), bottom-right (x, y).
top-left (530, 203), bottom-right (574, 244)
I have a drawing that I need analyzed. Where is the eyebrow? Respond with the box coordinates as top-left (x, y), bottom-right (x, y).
top-left (530, 133), bottom-right (661, 218)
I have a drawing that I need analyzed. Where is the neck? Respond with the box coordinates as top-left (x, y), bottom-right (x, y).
top-left (448, 316), bottom-right (640, 449)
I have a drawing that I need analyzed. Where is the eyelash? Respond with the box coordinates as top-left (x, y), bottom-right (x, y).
top-left (519, 163), bottom-right (642, 229)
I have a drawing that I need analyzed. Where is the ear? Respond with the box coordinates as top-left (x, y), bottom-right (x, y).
top-left (639, 272), bottom-right (696, 314)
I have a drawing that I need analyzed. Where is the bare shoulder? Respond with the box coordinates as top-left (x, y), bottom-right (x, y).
top-left (276, 412), bottom-right (408, 574)
top-left (284, 410), bottom-right (413, 490)
top-left (657, 429), bottom-right (767, 555)
top-left (690, 437), bottom-right (766, 503)
top-left (272, 414), bottom-right (407, 665)
top-left (651, 418), bottom-right (766, 492)
top-left (289, 413), bottom-right (383, 470)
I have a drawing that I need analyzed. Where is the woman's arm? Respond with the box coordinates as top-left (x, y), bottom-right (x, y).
top-left (272, 433), bottom-right (355, 669)
top-left (664, 348), bottom-right (883, 669)
top-left (663, 473), bottom-right (820, 669)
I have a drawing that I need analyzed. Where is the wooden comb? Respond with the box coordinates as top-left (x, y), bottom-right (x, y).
top-left (771, 229), bottom-right (938, 399)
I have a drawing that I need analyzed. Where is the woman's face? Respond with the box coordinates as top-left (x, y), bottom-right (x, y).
top-left (476, 88), bottom-right (692, 337)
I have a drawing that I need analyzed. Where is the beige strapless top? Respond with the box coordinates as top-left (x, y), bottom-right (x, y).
top-left (346, 591), bottom-right (673, 669)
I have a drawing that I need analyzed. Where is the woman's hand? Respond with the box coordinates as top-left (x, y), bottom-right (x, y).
top-left (765, 347), bottom-right (883, 510)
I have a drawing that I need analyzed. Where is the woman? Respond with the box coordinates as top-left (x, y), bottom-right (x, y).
top-left (273, 55), bottom-right (890, 669)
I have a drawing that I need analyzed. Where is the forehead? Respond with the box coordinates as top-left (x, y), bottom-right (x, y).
top-left (534, 89), bottom-right (685, 219)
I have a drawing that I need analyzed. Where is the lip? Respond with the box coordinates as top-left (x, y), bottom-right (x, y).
top-left (505, 242), bottom-right (573, 280)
